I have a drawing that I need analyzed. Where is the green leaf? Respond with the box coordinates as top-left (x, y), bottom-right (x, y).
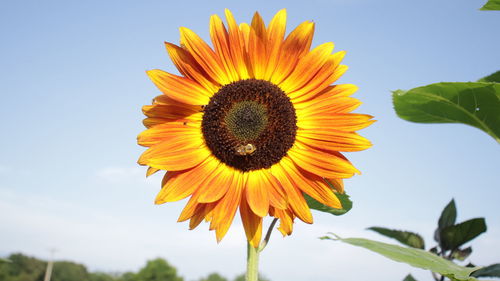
top-left (305, 192), bottom-right (352, 216)
top-left (368, 227), bottom-right (425, 249)
top-left (439, 199), bottom-right (457, 230)
top-left (440, 218), bottom-right (487, 251)
top-left (392, 82), bottom-right (500, 143)
top-left (472, 263), bottom-right (500, 277)
top-left (480, 0), bottom-right (500, 10)
top-left (477, 71), bottom-right (500, 83)
top-left (435, 199), bottom-right (458, 245)
top-left (403, 274), bottom-right (418, 281)
top-left (321, 234), bottom-right (479, 281)
top-left (451, 247), bottom-right (472, 261)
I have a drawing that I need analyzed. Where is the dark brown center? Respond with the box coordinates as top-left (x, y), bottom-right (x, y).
top-left (201, 79), bottom-right (297, 172)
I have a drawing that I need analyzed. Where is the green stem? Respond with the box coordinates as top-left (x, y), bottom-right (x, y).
top-left (246, 242), bottom-right (259, 281)
top-left (245, 218), bottom-right (278, 281)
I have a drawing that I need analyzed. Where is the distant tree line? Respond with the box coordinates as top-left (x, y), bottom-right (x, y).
top-left (0, 253), bottom-right (270, 281)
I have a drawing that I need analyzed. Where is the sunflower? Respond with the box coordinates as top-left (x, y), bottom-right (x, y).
top-left (138, 9), bottom-right (374, 248)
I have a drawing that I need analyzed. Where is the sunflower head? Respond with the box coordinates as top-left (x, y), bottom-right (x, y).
top-left (138, 9), bottom-right (374, 248)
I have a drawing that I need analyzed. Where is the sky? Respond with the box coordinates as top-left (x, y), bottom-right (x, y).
top-left (0, 0), bottom-right (499, 280)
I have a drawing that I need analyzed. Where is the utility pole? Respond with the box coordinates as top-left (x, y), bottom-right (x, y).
top-left (43, 248), bottom-right (57, 281)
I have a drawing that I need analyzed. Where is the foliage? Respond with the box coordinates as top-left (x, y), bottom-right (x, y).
top-left (198, 272), bottom-right (228, 281)
top-left (233, 273), bottom-right (270, 281)
top-left (472, 264), bottom-right (500, 278)
top-left (403, 274), bottom-right (418, 281)
top-left (51, 261), bottom-right (90, 281)
top-left (0, 254), bottom-right (188, 281)
top-left (367, 227), bottom-right (425, 249)
top-left (480, 0), bottom-right (500, 10)
top-left (321, 234), bottom-right (479, 281)
top-left (392, 71), bottom-right (500, 143)
top-left (0, 253), bottom-right (46, 281)
top-left (363, 199), bottom-right (497, 281)
top-left (89, 272), bottom-right (117, 281)
top-left (305, 192), bottom-right (353, 216)
top-left (134, 258), bottom-right (183, 281)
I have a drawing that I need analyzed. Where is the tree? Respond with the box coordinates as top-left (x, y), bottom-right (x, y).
top-left (51, 261), bottom-right (90, 281)
top-left (89, 272), bottom-right (117, 281)
top-left (199, 272), bottom-right (228, 281)
top-left (0, 253), bottom-right (46, 281)
top-left (233, 273), bottom-right (270, 281)
top-left (117, 272), bottom-right (137, 281)
top-left (135, 258), bottom-right (183, 281)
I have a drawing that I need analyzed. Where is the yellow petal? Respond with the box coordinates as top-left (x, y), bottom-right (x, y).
top-left (146, 69), bottom-right (211, 105)
top-left (137, 118), bottom-right (201, 147)
top-left (281, 158), bottom-right (341, 209)
top-left (164, 42), bottom-right (219, 93)
top-left (269, 21), bottom-right (315, 85)
top-left (270, 162), bottom-right (313, 223)
top-left (179, 27), bottom-right (230, 85)
top-left (138, 137), bottom-right (210, 171)
top-left (209, 15), bottom-right (239, 82)
top-left (298, 113), bottom-right (375, 132)
top-left (264, 9), bottom-right (287, 80)
top-left (240, 193), bottom-right (263, 248)
top-left (224, 9), bottom-right (250, 79)
top-left (287, 145), bottom-right (359, 178)
top-left (245, 170), bottom-right (270, 217)
top-left (210, 170), bottom-right (245, 241)
top-left (279, 42), bottom-right (335, 93)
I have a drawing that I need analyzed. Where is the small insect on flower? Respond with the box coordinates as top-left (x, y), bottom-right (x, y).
top-left (138, 9), bottom-right (374, 248)
top-left (235, 143), bottom-right (257, 156)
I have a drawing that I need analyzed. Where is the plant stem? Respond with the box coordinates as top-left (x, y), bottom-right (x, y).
top-left (246, 242), bottom-right (259, 281)
top-left (245, 218), bottom-right (278, 281)
top-left (259, 218), bottom-right (278, 252)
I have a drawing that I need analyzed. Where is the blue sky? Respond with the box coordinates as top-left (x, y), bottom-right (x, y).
top-left (1, 0), bottom-right (499, 280)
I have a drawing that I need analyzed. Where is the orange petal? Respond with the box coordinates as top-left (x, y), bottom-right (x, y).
top-left (224, 9), bottom-right (250, 79)
top-left (297, 113), bottom-right (375, 132)
top-left (197, 163), bottom-right (232, 203)
top-left (240, 193), bottom-right (263, 248)
top-left (287, 145), bottom-right (359, 178)
top-left (279, 42), bottom-right (335, 93)
top-left (146, 167), bottom-right (160, 177)
top-left (138, 136), bottom-right (210, 171)
top-left (296, 131), bottom-right (372, 152)
top-left (142, 103), bottom-right (201, 120)
top-left (295, 96), bottom-right (361, 115)
top-left (251, 12), bottom-right (267, 40)
top-left (189, 203), bottom-right (217, 229)
top-left (209, 15), bottom-right (239, 82)
top-left (146, 69), bottom-right (211, 105)
top-left (210, 170), bottom-right (245, 241)
top-left (326, 178), bottom-right (344, 193)
top-left (142, 117), bottom-right (169, 128)
top-left (245, 170), bottom-right (270, 217)
top-left (179, 27), bottom-right (230, 85)
top-left (315, 84), bottom-right (359, 99)
top-left (155, 157), bottom-right (218, 203)
top-left (137, 118), bottom-right (201, 147)
top-left (264, 170), bottom-right (287, 210)
top-left (264, 9), bottom-right (287, 80)
top-left (281, 158), bottom-right (341, 209)
top-left (272, 207), bottom-right (294, 236)
top-left (178, 193), bottom-right (202, 222)
top-left (269, 20), bottom-right (315, 85)
top-left (239, 23), bottom-right (250, 48)
top-left (270, 162), bottom-right (313, 223)
top-left (164, 42), bottom-right (219, 93)
top-left (247, 26), bottom-right (267, 79)
top-left (288, 51), bottom-right (347, 103)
